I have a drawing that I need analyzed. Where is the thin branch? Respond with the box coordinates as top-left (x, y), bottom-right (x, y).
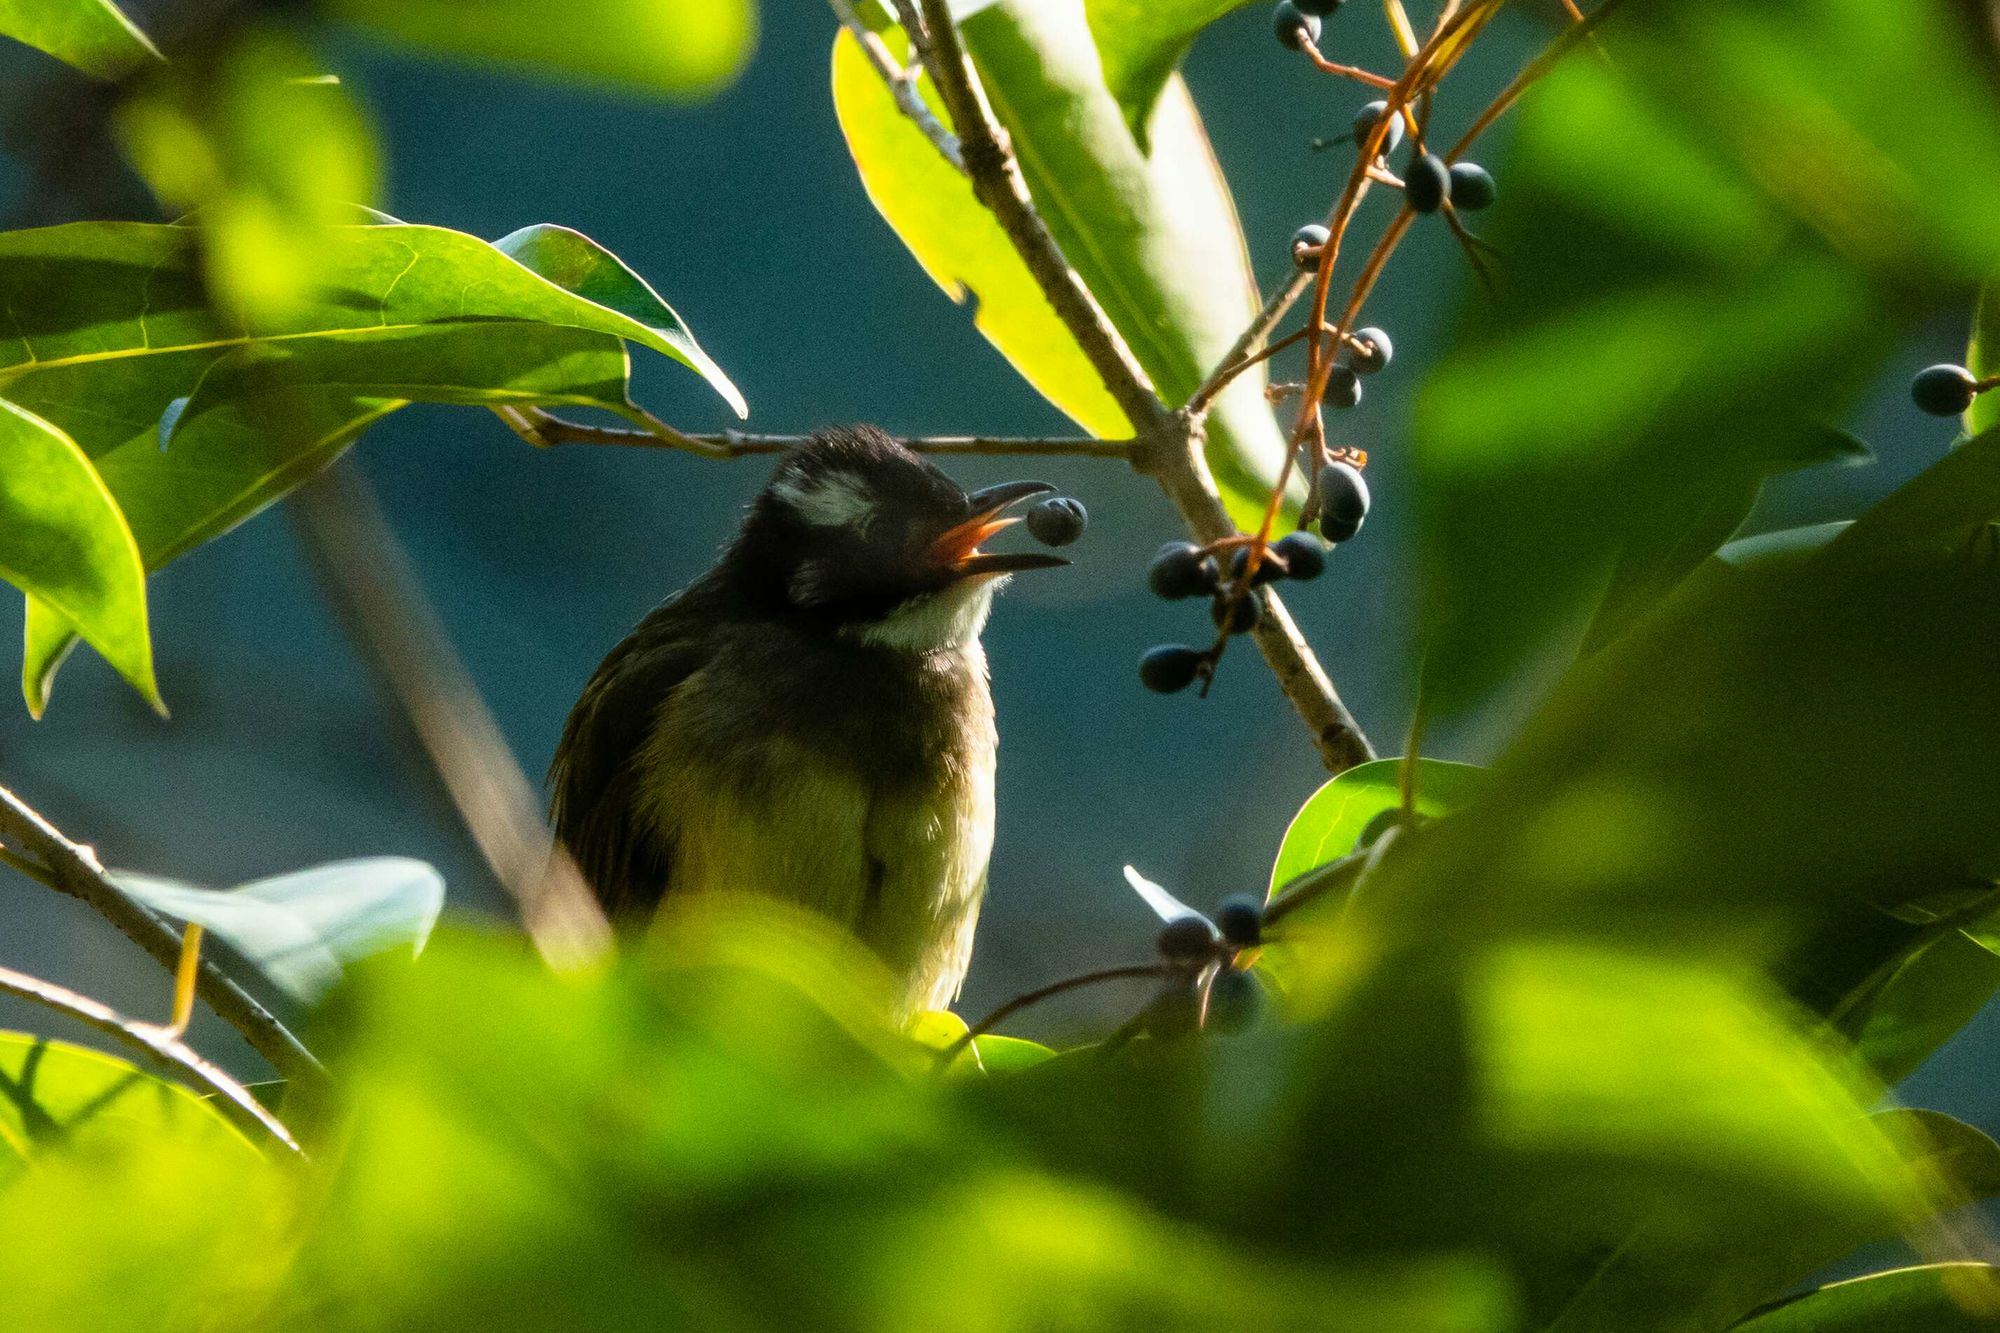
top-left (938, 963), bottom-right (1170, 1068)
top-left (914, 0), bottom-right (1168, 437)
top-left (0, 963), bottom-right (301, 1155)
top-left (1446, 0), bottom-right (1627, 163)
top-left (0, 786), bottom-right (324, 1089)
top-left (828, 0), bottom-right (965, 173)
top-left (289, 463), bottom-right (613, 973)
top-left (1152, 415), bottom-right (1376, 770)
top-left (498, 408), bottom-right (1136, 459)
top-left (1187, 272), bottom-right (1314, 416)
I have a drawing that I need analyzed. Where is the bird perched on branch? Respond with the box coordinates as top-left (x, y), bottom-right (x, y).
top-left (550, 425), bottom-right (1068, 1014)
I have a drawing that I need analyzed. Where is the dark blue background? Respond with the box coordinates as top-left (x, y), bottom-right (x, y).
top-left (1, 4), bottom-right (1989, 1140)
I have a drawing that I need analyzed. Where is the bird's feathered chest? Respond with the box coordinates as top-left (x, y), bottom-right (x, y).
top-left (608, 610), bottom-right (997, 1012)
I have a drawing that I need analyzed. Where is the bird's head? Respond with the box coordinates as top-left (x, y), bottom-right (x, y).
top-left (728, 425), bottom-right (1069, 649)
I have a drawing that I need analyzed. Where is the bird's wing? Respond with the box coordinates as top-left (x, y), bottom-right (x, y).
top-left (549, 598), bottom-right (710, 923)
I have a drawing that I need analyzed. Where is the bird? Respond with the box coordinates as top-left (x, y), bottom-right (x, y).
top-left (549, 425), bottom-right (1069, 1016)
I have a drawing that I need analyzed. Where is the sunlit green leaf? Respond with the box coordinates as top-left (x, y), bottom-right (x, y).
top-left (0, 219), bottom-right (737, 711)
top-left (0, 0), bottom-right (158, 79)
top-left (1269, 757), bottom-right (1484, 895)
top-left (0, 398), bottom-right (157, 713)
top-left (1970, 287), bottom-right (2000, 437)
top-left (493, 223), bottom-right (746, 417)
top-left (0, 1034), bottom-right (250, 1160)
top-left (834, 3), bottom-right (1292, 529)
top-left (1082, 0), bottom-right (1250, 144)
top-left (109, 857), bottom-right (445, 1004)
top-left (1732, 1263), bottom-right (2000, 1331)
top-left (832, 25), bottom-right (1129, 442)
top-left (328, 0), bottom-right (756, 99)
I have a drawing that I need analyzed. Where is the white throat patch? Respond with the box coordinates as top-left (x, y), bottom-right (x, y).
top-left (773, 471), bottom-right (876, 531)
top-left (854, 576), bottom-right (1004, 652)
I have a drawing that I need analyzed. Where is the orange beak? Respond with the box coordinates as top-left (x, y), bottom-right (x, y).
top-left (928, 482), bottom-right (1071, 577)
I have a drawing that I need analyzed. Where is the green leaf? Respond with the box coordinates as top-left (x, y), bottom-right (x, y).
top-left (0, 0), bottom-right (159, 79)
top-left (1544, 1107), bottom-right (2000, 1331)
top-left (1584, 428), bottom-right (1870, 653)
top-left (0, 1034), bottom-right (251, 1159)
top-left (1824, 424), bottom-right (2000, 565)
top-left (1851, 924), bottom-right (2000, 1084)
top-left (831, 25), bottom-right (1128, 442)
top-left (493, 224), bottom-right (745, 417)
top-left (964, 1), bottom-right (1291, 529)
top-left (1082, 0), bottom-right (1250, 144)
top-left (108, 857), bottom-right (445, 1004)
top-left (1416, 0), bottom-right (2000, 720)
top-left (834, 4), bottom-right (1292, 529)
top-left (0, 397), bottom-right (158, 713)
top-left (166, 323), bottom-right (642, 435)
top-left (117, 29), bottom-right (382, 326)
top-left (0, 219), bottom-right (737, 711)
top-left (1970, 287), bottom-right (2000, 437)
top-left (327, 0), bottom-right (756, 99)
top-left (1732, 1264), bottom-right (2000, 1331)
top-left (1269, 757), bottom-right (1485, 895)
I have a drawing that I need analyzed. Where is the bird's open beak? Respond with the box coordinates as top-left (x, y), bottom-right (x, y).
top-left (930, 480), bottom-right (1071, 577)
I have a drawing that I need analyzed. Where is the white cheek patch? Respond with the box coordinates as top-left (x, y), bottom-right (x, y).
top-left (773, 471), bottom-right (877, 531)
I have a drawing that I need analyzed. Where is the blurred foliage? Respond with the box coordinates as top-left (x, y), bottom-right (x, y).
top-left (0, 0), bottom-right (156, 79)
top-left (6, 0), bottom-right (2000, 1329)
top-left (1414, 0), bottom-right (2000, 719)
top-left (325, 0), bottom-right (756, 99)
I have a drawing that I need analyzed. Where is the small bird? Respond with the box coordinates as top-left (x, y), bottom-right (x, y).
top-left (550, 425), bottom-right (1068, 1015)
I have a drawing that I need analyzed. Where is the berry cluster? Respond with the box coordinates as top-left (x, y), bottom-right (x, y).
top-left (1145, 894), bottom-right (1268, 1036)
top-left (1911, 363), bottom-right (1993, 418)
top-left (1139, 529), bottom-right (1329, 693)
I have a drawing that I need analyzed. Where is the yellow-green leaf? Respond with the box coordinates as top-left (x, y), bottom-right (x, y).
top-left (0, 398), bottom-right (157, 714)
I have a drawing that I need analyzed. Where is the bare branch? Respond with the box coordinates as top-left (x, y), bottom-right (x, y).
top-left (1150, 416), bottom-right (1376, 770)
top-left (0, 963), bottom-right (301, 1155)
top-left (289, 464), bottom-right (614, 973)
top-left (938, 963), bottom-right (1170, 1068)
top-left (0, 785), bottom-right (324, 1090)
top-left (1187, 270), bottom-right (1315, 418)
top-left (498, 407), bottom-right (1134, 459)
top-left (828, 0), bottom-right (965, 173)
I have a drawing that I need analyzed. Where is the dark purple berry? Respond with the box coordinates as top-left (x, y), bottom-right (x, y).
top-left (1348, 327), bottom-right (1392, 375)
top-left (1139, 644), bottom-right (1205, 694)
top-left (1404, 152), bottom-right (1451, 213)
top-left (1326, 365), bottom-right (1362, 409)
top-left (1316, 460), bottom-right (1369, 542)
top-left (1448, 162), bottom-right (1496, 210)
top-left (1228, 546), bottom-right (1285, 588)
top-left (1272, 1), bottom-right (1320, 50)
top-left (1352, 101), bottom-right (1404, 158)
top-left (1025, 496), bottom-right (1086, 546)
top-left (1271, 531), bottom-right (1326, 581)
top-left (1296, 0), bottom-right (1344, 14)
top-left (1291, 222), bottom-right (1330, 269)
top-left (1913, 364), bottom-right (1979, 417)
top-left (1148, 542), bottom-right (1218, 600)
top-left (1158, 913), bottom-right (1220, 962)
top-left (1212, 592), bottom-right (1261, 635)
top-left (1214, 894), bottom-right (1264, 948)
